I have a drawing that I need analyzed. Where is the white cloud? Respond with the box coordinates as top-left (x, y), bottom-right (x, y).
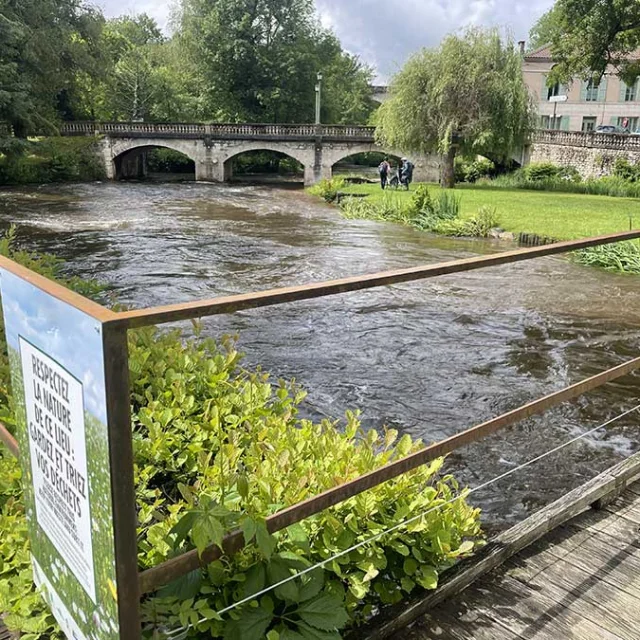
top-left (315, 0), bottom-right (555, 81)
top-left (94, 0), bottom-right (554, 79)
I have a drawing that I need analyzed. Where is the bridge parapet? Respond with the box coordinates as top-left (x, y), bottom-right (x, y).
top-left (534, 129), bottom-right (640, 151)
top-left (58, 122), bottom-right (376, 143)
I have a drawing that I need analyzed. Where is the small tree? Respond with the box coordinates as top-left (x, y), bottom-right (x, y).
top-left (376, 28), bottom-right (535, 188)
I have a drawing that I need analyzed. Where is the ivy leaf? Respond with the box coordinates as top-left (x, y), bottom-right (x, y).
top-left (296, 594), bottom-right (349, 631)
top-left (157, 569), bottom-right (202, 600)
top-left (223, 605), bottom-right (273, 640)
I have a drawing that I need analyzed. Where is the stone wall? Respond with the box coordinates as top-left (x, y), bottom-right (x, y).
top-left (529, 143), bottom-right (640, 179)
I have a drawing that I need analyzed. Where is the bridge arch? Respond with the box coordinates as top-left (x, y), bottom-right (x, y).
top-left (106, 140), bottom-right (200, 180)
top-left (325, 144), bottom-right (409, 171)
top-left (221, 142), bottom-right (315, 183)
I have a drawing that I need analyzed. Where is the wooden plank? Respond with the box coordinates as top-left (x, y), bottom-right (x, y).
top-left (398, 606), bottom-right (520, 640)
top-left (0, 255), bottom-right (115, 323)
top-left (113, 230), bottom-right (640, 329)
top-left (102, 324), bottom-right (141, 639)
top-left (407, 572), bottom-right (625, 640)
top-left (505, 552), bottom-right (640, 638)
top-left (514, 524), bottom-right (640, 600)
top-left (139, 368), bottom-right (640, 594)
top-left (570, 507), bottom-right (640, 546)
top-left (353, 452), bottom-right (640, 640)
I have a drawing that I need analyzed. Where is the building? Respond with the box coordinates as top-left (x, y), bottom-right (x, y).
top-left (523, 45), bottom-right (640, 132)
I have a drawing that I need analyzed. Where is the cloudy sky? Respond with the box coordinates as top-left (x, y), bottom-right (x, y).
top-left (95, 0), bottom-right (554, 80)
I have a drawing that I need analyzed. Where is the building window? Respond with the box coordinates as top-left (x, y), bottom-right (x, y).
top-left (585, 80), bottom-right (600, 101)
top-left (625, 83), bottom-right (637, 101)
top-left (541, 115), bottom-right (563, 130)
top-left (617, 116), bottom-right (638, 131)
top-left (547, 82), bottom-right (562, 100)
top-left (582, 117), bottom-right (597, 132)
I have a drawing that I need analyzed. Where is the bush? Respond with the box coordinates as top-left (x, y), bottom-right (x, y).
top-left (436, 206), bottom-right (498, 238)
top-left (574, 241), bottom-right (640, 273)
top-left (340, 193), bottom-right (411, 223)
top-left (523, 162), bottom-right (562, 181)
top-left (0, 230), bottom-right (482, 639)
top-left (308, 177), bottom-right (347, 203)
top-left (612, 157), bottom-right (640, 183)
top-left (0, 137), bottom-right (105, 185)
top-left (454, 157), bottom-right (496, 184)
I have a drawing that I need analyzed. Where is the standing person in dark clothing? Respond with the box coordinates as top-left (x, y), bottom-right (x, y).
top-left (378, 158), bottom-right (390, 189)
top-left (400, 158), bottom-right (415, 190)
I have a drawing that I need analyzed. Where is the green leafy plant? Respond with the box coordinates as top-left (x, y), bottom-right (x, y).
top-left (307, 178), bottom-right (347, 203)
top-left (574, 240), bottom-right (640, 273)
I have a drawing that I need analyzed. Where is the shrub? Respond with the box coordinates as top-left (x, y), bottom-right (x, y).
top-left (454, 157), bottom-right (495, 184)
top-left (523, 162), bottom-right (562, 181)
top-left (308, 177), bottom-right (347, 202)
top-left (0, 231), bottom-right (482, 639)
top-left (612, 157), bottom-right (640, 183)
top-left (147, 148), bottom-right (195, 173)
top-left (436, 206), bottom-right (499, 238)
top-left (340, 193), bottom-right (412, 223)
top-left (0, 137), bottom-right (105, 185)
top-left (574, 241), bottom-right (640, 273)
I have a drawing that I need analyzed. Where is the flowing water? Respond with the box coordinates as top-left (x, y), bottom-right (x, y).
top-left (2, 180), bottom-right (640, 529)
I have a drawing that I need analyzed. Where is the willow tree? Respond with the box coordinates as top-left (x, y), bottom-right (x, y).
top-left (376, 28), bottom-right (535, 188)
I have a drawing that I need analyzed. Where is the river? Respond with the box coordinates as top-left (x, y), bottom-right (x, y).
top-left (2, 180), bottom-right (640, 530)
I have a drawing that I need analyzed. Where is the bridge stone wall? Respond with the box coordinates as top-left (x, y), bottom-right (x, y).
top-left (529, 130), bottom-right (640, 179)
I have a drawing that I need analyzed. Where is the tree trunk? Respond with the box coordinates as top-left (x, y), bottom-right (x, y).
top-left (440, 145), bottom-right (457, 188)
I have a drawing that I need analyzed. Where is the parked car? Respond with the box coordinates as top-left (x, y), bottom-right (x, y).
top-left (595, 124), bottom-right (629, 134)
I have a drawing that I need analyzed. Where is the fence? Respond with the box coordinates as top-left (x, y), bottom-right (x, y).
top-left (2, 230), bottom-right (640, 638)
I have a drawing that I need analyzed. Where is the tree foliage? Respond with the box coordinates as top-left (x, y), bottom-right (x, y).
top-left (376, 28), bottom-right (535, 188)
top-left (177, 0), bottom-right (375, 123)
top-left (534, 0), bottom-right (640, 84)
top-left (0, 0), bottom-right (105, 135)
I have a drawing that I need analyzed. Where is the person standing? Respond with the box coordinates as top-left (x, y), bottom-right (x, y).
top-left (400, 158), bottom-right (414, 190)
top-left (378, 158), bottom-right (390, 189)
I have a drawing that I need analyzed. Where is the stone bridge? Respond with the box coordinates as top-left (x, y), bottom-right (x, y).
top-left (60, 122), bottom-right (440, 186)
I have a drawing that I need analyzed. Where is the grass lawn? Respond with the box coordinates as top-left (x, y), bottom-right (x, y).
top-left (341, 182), bottom-right (640, 240)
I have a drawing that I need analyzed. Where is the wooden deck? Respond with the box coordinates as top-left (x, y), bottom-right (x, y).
top-left (398, 479), bottom-right (640, 640)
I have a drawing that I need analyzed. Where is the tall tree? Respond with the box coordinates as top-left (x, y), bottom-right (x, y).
top-left (0, 0), bottom-right (104, 135)
top-left (535, 0), bottom-right (640, 84)
top-left (177, 0), bottom-right (374, 123)
top-left (376, 28), bottom-right (535, 188)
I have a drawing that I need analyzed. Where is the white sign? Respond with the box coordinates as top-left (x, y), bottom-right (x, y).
top-left (549, 95), bottom-right (568, 103)
top-left (20, 337), bottom-right (96, 603)
top-left (33, 558), bottom-right (87, 640)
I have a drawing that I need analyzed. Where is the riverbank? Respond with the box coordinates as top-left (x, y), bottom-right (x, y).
top-left (0, 137), bottom-right (105, 185)
top-left (339, 182), bottom-right (640, 240)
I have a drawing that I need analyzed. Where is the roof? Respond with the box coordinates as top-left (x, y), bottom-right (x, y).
top-left (524, 45), bottom-right (553, 62)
